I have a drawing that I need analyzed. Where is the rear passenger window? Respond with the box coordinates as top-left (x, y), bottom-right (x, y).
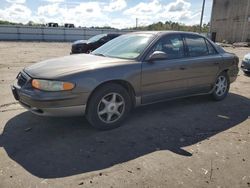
top-left (205, 40), bottom-right (217, 55)
top-left (185, 35), bottom-right (209, 57)
top-left (152, 35), bottom-right (185, 60)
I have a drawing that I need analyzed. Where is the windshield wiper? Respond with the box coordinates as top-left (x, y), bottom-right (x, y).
top-left (93, 53), bottom-right (105, 57)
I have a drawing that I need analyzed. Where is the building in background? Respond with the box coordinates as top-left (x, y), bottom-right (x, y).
top-left (210, 0), bottom-right (250, 43)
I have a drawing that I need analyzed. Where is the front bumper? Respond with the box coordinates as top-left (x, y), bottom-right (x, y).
top-left (19, 100), bottom-right (86, 116)
top-left (241, 60), bottom-right (250, 72)
top-left (11, 72), bottom-right (89, 117)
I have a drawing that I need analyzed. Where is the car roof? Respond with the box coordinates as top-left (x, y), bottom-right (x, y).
top-left (107, 33), bottom-right (121, 35)
top-left (126, 30), bottom-right (202, 37)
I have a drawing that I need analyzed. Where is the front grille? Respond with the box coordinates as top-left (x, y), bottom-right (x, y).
top-left (17, 73), bottom-right (27, 87)
top-left (242, 61), bottom-right (250, 69)
top-left (71, 45), bottom-right (83, 53)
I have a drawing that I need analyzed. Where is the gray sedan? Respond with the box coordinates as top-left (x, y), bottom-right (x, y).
top-left (11, 31), bottom-right (239, 130)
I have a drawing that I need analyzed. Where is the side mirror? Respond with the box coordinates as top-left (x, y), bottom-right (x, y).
top-left (147, 51), bottom-right (168, 62)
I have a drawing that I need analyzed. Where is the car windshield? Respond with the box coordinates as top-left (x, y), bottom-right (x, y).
top-left (87, 34), bottom-right (107, 43)
top-left (92, 34), bottom-right (154, 59)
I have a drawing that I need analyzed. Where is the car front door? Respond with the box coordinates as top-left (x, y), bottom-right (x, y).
top-left (183, 34), bottom-right (223, 94)
top-left (141, 34), bottom-right (190, 104)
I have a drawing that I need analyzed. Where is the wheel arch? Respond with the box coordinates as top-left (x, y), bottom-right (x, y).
top-left (215, 68), bottom-right (229, 81)
top-left (86, 79), bottom-right (137, 113)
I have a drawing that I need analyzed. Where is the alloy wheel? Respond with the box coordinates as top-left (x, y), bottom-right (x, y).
top-left (97, 92), bottom-right (125, 124)
top-left (215, 75), bottom-right (228, 96)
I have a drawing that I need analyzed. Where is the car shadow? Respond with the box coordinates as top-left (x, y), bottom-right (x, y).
top-left (0, 93), bottom-right (249, 178)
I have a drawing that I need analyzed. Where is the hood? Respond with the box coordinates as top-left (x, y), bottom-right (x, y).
top-left (73, 40), bottom-right (88, 45)
top-left (24, 54), bottom-right (131, 79)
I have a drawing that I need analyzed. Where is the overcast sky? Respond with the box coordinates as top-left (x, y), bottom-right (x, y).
top-left (0, 0), bottom-right (213, 28)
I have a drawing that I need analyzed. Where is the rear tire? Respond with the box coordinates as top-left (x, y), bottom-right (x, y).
top-left (211, 72), bottom-right (230, 101)
top-left (86, 83), bottom-right (132, 130)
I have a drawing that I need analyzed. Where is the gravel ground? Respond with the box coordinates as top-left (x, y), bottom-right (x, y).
top-left (0, 42), bottom-right (249, 188)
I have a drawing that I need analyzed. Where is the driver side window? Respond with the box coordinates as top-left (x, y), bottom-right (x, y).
top-left (151, 35), bottom-right (185, 60)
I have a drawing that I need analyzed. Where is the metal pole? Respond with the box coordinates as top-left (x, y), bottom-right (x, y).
top-left (136, 18), bottom-right (138, 29)
top-left (200, 0), bottom-right (206, 33)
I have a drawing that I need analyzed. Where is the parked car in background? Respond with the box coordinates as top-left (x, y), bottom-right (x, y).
top-left (46, 23), bottom-right (59, 27)
top-left (71, 33), bottom-right (120, 54)
top-left (11, 31), bottom-right (239, 130)
top-left (64, 23), bottom-right (75, 28)
top-left (241, 53), bottom-right (250, 74)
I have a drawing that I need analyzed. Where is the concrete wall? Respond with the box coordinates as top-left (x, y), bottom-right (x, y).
top-left (0, 25), bottom-right (133, 41)
top-left (210, 0), bottom-right (250, 43)
top-left (0, 25), bottom-right (210, 42)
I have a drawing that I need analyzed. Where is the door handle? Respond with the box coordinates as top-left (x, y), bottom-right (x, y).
top-left (179, 67), bottom-right (187, 70)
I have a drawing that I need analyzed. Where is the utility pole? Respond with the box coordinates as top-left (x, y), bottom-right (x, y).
top-left (136, 18), bottom-right (138, 29)
top-left (199, 0), bottom-right (206, 33)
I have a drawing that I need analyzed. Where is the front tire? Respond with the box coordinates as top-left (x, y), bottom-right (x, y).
top-left (211, 72), bottom-right (230, 101)
top-left (86, 83), bottom-right (132, 130)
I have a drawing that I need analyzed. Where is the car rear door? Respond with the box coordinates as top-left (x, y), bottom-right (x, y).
top-left (141, 34), bottom-right (190, 104)
top-left (182, 34), bottom-right (223, 94)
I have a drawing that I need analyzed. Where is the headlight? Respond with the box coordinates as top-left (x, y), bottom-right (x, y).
top-left (32, 79), bottom-right (75, 91)
top-left (243, 55), bottom-right (250, 62)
